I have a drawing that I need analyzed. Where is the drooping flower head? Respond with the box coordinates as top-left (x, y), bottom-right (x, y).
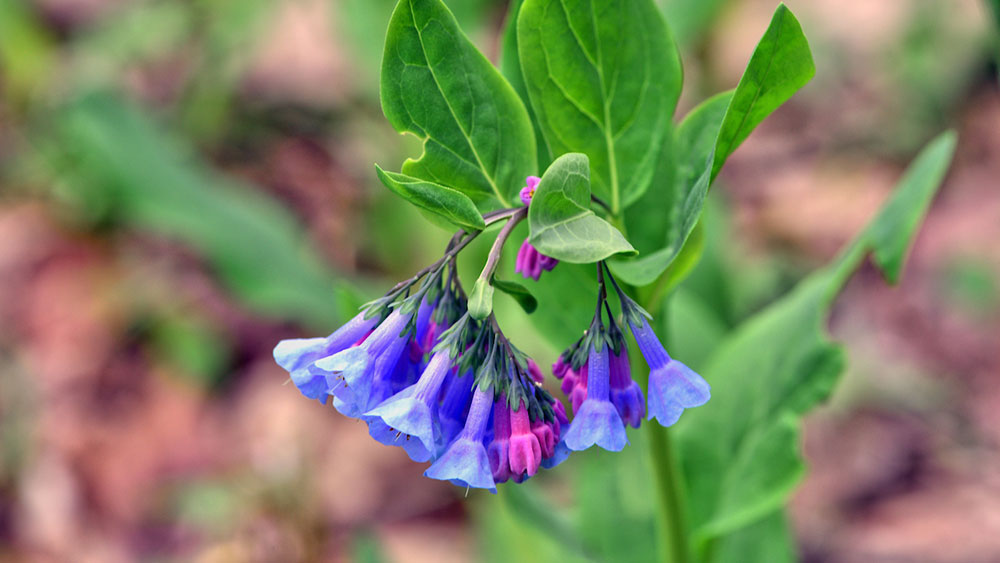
top-left (273, 192), bottom-right (706, 494)
top-left (627, 313), bottom-right (710, 426)
top-left (609, 267), bottom-right (711, 427)
top-left (427, 317), bottom-right (567, 491)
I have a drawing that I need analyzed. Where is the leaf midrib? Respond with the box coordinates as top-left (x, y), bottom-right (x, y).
top-left (409, 3), bottom-right (510, 207)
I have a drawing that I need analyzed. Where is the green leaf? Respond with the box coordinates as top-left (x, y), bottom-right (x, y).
top-left (374, 165), bottom-right (486, 231)
top-left (612, 2), bottom-right (815, 286)
top-left (864, 132), bottom-right (958, 283)
top-left (469, 277), bottom-right (495, 320)
top-left (491, 277), bottom-right (538, 314)
top-left (0, 0), bottom-right (56, 102)
top-left (610, 92), bottom-right (731, 285)
top-left (517, 0), bottom-right (682, 212)
top-left (674, 131), bottom-right (956, 555)
top-left (477, 484), bottom-right (592, 563)
top-left (528, 153), bottom-right (635, 263)
top-left (711, 510), bottom-right (796, 563)
top-left (500, 0), bottom-right (552, 169)
top-left (381, 0), bottom-right (536, 210)
top-left (711, 3), bottom-right (814, 182)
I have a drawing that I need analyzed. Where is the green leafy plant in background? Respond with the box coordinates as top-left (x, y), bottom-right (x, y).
top-left (361, 1), bottom-right (956, 561)
top-left (7, 0), bottom-right (960, 559)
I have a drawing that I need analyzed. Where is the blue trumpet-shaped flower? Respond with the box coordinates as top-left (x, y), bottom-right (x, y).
top-left (563, 341), bottom-right (628, 452)
top-left (425, 386), bottom-right (496, 493)
top-left (312, 309), bottom-right (412, 417)
top-left (363, 349), bottom-right (453, 462)
top-left (629, 316), bottom-right (710, 426)
top-left (272, 311), bottom-right (376, 400)
top-left (437, 370), bottom-right (474, 447)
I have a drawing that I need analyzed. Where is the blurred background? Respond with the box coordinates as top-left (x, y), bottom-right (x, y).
top-left (0, 0), bottom-right (997, 561)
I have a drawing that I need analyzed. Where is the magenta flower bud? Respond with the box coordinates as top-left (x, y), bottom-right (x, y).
top-left (560, 366), bottom-right (579, 396)
top-left (515, 238), bottom-right (559, 281)
top-left (552, 355), bottom-right (570, 379)
top-left (531, 417), bottom-right (557, 459)
top-left (508, 401), bottom-right (542, 478)
top-left (527, 358), bottom-right (545, 384)
top-left (552, 399), bottom-right (569, 426)
top-left (519, 175), bottom-right (541, 205)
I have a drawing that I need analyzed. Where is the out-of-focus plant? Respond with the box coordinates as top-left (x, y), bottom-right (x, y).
top-left (270, 1), bottom-right (956, 561)
top-left (46, 93), bottom-right (359, 329)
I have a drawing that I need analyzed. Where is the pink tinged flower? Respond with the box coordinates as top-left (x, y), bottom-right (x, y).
top-left (515, 239), bottom-right (559, 281)
top-left (508, 401), bottom-right (542, 478)
top-left (527, 359), bottom-right (545, 384)
top-left (487, 394), bottom-right (514, 484)
top-left (563, 341), bottom-right (628, 452)
top-left (551, 399), bottom-right (569, 426)
top-left (519, 175), bottom-right (541, 206)
top-left (531, 417), bottom-right (557, 459)
top-left (569, 363), bottom-right (589, 415)
top-left (609, 348), bottom-right (645, 428)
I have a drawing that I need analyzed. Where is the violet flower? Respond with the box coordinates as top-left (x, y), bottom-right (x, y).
top-left (563, 341), bottom-right (628, 451)
top-left (629, 316), bottom-right (710, 426)
top-left (363, 348), bottom-right (453, 462)
top-left (272, 311), bottom-right (377, 400)
top-left (425, 386), bottom-right (497, 493)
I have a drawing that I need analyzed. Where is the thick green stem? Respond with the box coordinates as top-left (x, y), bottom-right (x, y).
top-left (648, 424), bottom-right (690, 563)
top-left (641, 293), bottom-right (690, 563)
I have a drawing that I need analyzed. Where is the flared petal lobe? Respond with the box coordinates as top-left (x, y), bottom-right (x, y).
top-left (425, 387), bottom-right (497, 493)
top-left (629, 316), bottom-right (710, 426)
top-left (272, 311), bottom-right (377, 399)
top-left (563, 342), bottom-right (628, 451)
top-left (362, 349), bottom-right (453, 461)
top-left (647, 360), bottom-right (711, 426)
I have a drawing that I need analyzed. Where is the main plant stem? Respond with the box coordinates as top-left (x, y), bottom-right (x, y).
top-left (641, 294), bottom-right (690, 563)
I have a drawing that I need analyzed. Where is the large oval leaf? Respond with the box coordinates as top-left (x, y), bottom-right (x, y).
top-left (381, 0), bottom-right (537, 210)
top-left (517, 0), bottom-right (682, 213)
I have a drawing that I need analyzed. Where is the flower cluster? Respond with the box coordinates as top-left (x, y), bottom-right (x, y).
top-left (273, 178), bottom-right (711, 493)
top-left (552, 264), bottom-right (711, 450)
top-left (275, 251), bottom-right (568, 492)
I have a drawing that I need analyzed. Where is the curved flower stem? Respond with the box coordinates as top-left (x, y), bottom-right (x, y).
top-left (478, 206), bottom-right (528, 282)
top-left (640, 292), bottom-right (691, 563)
top-left (383, 208), bottom-right (523, 299)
